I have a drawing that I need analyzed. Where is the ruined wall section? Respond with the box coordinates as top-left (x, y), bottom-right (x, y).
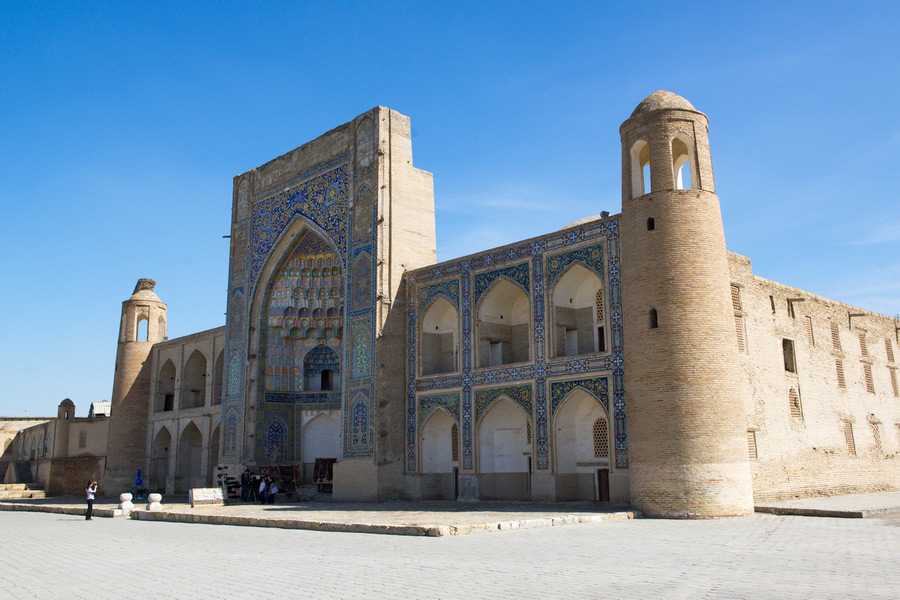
top-left (730, 252), bottom-right (900, 500)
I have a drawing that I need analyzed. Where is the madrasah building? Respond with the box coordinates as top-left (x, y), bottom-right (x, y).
top-left (3, 92), bottom-right (899, 518)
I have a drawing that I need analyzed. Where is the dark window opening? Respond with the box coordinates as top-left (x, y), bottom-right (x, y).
top-left (321, 369), bottom-right (333, 391)
top-left (649, 308), bottom-right (659, 329)
top-left (647, 217), bottom-right (655, 231)
top-left (782, 339), bottom-right (797, 373)
top-left (163, 394), bottom-right (174, 412)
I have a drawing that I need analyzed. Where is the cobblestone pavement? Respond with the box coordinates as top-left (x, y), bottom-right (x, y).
top-left (2, 509), bottom-right (899, 599)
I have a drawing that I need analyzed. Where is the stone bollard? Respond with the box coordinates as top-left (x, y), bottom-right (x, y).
top-left (147, 493), bottom-right (164, 512)
top-left (118, 493), bottom-right (134, 515)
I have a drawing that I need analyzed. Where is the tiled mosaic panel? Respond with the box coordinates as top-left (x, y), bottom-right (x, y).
top-left (249, 159), bottom-right (350, 292)
top-left (474, 385), bottom-right (533, 423)
top-left (261, 231), bottom-right (344, 393)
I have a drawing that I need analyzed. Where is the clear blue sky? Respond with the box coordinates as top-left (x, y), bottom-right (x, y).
top-left (2, 1), bottom-right (898, 417)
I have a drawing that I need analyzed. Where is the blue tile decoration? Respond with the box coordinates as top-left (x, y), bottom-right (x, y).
top-left (417, 279), bottom-right (460, 313)
top-left (545, 244), bottom-right (605, 287)
top-left (223, 407), bottom-right (239, 456)
top-left (349, 391), bottom-right (370, 451)
top-left (549, 377), bottom-right (609, 418)
top-left (249, 161), bottom-right (350, 293)
top-left (417, 392), bottom-right (461, 426)
top-left (349, 251), bottom-right (373, 312)
top-left (473, 262), bottom-right (531, 304)
top-left (262, 414), bottom-right (289, 462)
top-left (350, 318), bottom-right (371, 379)
top-left (474, 385), bottom-right (533, 423)
top-left (226, 349), bottom-right (242, 396)
top-left (405, 217), bottom-right (627, 473)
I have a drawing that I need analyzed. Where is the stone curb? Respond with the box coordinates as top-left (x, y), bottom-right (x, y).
top-left (129, 509), bottom-right (640, 536)
top-left (754, 505), bottom-right (900, 518)
top-left (0, 502), bottom-right (118, 518)
top-left (0, 501), bottom-right (639, 536)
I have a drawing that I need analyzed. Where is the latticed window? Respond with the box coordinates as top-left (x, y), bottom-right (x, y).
top-left (592, 418), bottom-right (609, 458)
top-left (831, 323), bottom-right (842, 352)
top-left (836, 359), bottom-right (846, 389)
top-left (805, 317), bottom-right (815, 347)
top-left (788, 388), bottom-right (802, 419)
top-left (859, 333), bottom-right (869, 358)
top-left (864, 364), bottom-right (875, 394)
top-left (78, 430), bottom-right (87, 449)
top-left (730, 285), bottom-right (742, 311)
top-left (844, 422), bottom-right (856, 456)
top-left (595, 289), bottom-right (605, 322)
top-left (735, 315), bottom-right (746, 353)
top-left (870, 421), bottom-right (883, 455)
top-left (450, 424), bottom-right (459, 462)
top-left (886, 339), bottom-right (895, 363)
top-left (526, 421), bottom-right (532, 444)
top-left (890, 368), bottom-right (899, 398)
top-left (747, 430), bottom-right (758, 460)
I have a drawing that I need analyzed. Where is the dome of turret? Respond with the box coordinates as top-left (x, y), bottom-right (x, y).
top-left (130, 278), bottom-right (160, 301)
top-left (59, 398), bottom-right (75, 407)
top-left (631, 91), bottom-right (696, 117)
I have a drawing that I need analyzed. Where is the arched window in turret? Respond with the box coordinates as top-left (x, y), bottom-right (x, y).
top-left (630, 140), bottom-right (651, 198)
top-left (136, 315), bottom-right (149, 341)
top-left (671, 133), bottom-right (694, 190)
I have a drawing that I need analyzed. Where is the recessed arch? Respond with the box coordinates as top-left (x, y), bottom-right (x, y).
top-left (150, 427), bottom-right (172, 493)
top-left (256, 223), bottom-right (344, 395)
top-left (212, 351), bottom-right (224, 405)
top-left (476, 278), bottom-right (531, 368)
top-left (175, 422), bottom-right (203, 493)
top-left (155, 360), bottom-right (176, 412)
top-left (302, 413), bottom-right (339, 474)
top-left (421, 296), bottom-right (459, 375)
top-left (421, 408), bottom-right (457, 473)
top-left (477, 397), bottom-right (530, 474)
top-left (553, 388), bottom-right (609, 474)
top-left (181, 350), bottom-right (207, 409)
top-left (551, 263), bottom-right (605, 358)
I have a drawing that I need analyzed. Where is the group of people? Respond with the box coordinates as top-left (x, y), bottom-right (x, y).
top-left (239, 470), bottom-right (280, 504)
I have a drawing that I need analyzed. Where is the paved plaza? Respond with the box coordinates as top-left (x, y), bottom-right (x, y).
top-left (2, 503), bottom-right (899, 599)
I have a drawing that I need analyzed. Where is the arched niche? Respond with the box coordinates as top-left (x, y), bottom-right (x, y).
top-left (212, 351), bottom-right (224, 405)
top-left (181, 350), bottom-right (207, 409)
top-left (476, 279), bottom-right (531, 368)
top-left (257, 226), bottom-right (344, 395)
top-left (155, 360), bottom-right (176, 412)
top-left (301, 413), bottom-right (339, 481)
top-left (208, 425), bottom-right (220, 483)
top-left (478, 397), bottom-right (530, 473)
top-left (303, 345), bottom-right (341, 391)
top-left (175, 422), bottom-right (203, 493)
top-left (150, 427), bottom-right (172, 493)
top-left (551, 263), bottom-right (605, 358)
top-left (554, 388), bottom-right (609, 474)
top-left (421, 297), bottom-right (459, 375)
top-left (421, 408), bottom-right (456, 473)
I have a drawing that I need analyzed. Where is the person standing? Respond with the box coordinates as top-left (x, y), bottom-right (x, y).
top-left (258, 476), bottom-right (267, 504)
top-left (240, 469), bottom-right (252, 502)
top-left (85, 481), bottom-right (98, 520)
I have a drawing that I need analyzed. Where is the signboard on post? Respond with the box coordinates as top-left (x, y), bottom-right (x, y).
top-left (189, 487), bottom-right (226, 507)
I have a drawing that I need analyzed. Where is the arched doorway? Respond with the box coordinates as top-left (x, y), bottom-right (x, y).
top-left (477, 397), bottom-right (530, 499)
top-left (554, 388), bottom-right (609, 501)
